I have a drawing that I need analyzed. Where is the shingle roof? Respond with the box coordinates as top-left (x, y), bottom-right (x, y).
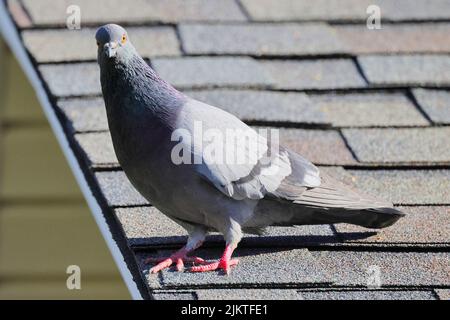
top-left (2, 0), bottom-right (449, 300)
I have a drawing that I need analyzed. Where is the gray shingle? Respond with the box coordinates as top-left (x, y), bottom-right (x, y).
top-left (335, 206), bottom-right (450, 244)
top-left (179, 23), bottom-right (346, 56)
top-left (311, 250), bottom-right (450, 286)
top-left (240, 0), bottom-right (373, 21)
top-left (22, 0), bottom-right (246, 25)
top-left (382, 0), bottom-right (450, 21)
top-left (130, 91), bottom-right (431, 128)
top-left (342, 128), bottom-right (450, 163)
top-left (241, 0), bottom-right (450, 22)
top-left (300, 289), bottom-right (436, 300)
top-left (57, 98), bottom-right (108, 132)
top-left (280, 129), bottom-right (356, 165)
top-left (185, 90), bottom-right (327, 124)
top-left (262, 59), bottom-right (366, 90)
top-left (196, 289), bottom-right (301, 300)
top-left (95, 171), bottom-right (148, 207)
top-left (23, 27), bottom-right (180, 62)
top-left (115, 206), bottom-right (188, 246)
top-left (344, 169), bottom-right (450, 205)
top-left (358, 55), bottom-right (450, 86)
top-left (39, 63), bottom-right (100, 97)
top-left (412, 89), bottom-right (450, 124)
top-left (434, 289), bottom-right (450, 300)
top-left (335, 23), bottom-right (450, 54)
top-left (140, 248), bottom-right (332, 288)
top-left (310, 93), bottom-right (428, 127)
top-left (115, 206), bottom-right (337, 247)
top-left (7, 0), bottom-right (32, 28)
top-left (75, 132), bottom-right (118, 168)
top-left (68, 129), bottom-right (358, 168)
top-left (152, 291), bottom-right (196, 300)
top-left (152, 57), bottom-right (274, 89)
top-left (59, 90), bottom-right (326, 129)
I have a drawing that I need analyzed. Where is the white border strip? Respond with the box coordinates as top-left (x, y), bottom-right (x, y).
top-left (0, 2), bottom-right (142, 300)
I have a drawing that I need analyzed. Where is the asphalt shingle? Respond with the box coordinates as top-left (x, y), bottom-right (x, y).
top-left (152, 291), bottom-right (196, 300)
top-left (241, 0), bottom-right (450, 22)
top-left (115, 206), bottom-right (337, 247)
top-left (179, 23), bottom-right (346, 56)
top-left (262, 59), bottom-right (366, 90)
top-left (310, 93), bottom-right (428, 127)
top-left (95, 171), bottom-right (148, 207)
top-left (115, 206), bottom-right (188, 246)
top-left (39, 63), bottom-right (100, 97)
top-left (186, 89), bottom-right (327, 124)
top-left (57, 98), bottom-right (108, 132)
top-left (412, 89), bottom-right (450, 124)
top-left (195, 289), bottom-right (301, 300)
top-left (311, 250), bottom-right (450, 286)
top-left (335, 206), bottom-right (450, 245)
top-left (22, 0), bottom-right (246, 25)
top-left (71, 129), bottom-right (358, 168)
top-left (59, 92), bottom-right (429, 130)
top-left (342, 128), bottom-right (450, 163)
top-left (23, 27), bottom-right (180, 62)
top-left (382, 0), bottom-right (450, 21)
top-left (300, 289), bottom-right (436, 300)
top-left (60, 91), bottom-right (326, 130)
top-left (358, 55), bottom-right (450, 87)
top-left (75, 132), bottom-right (118, 168)
top-left (7, 0), bottom-right (32, 28)
top-left (434, 289), bottom-right (450, 300)
top-left (140, 248), bottom-right (332, 288)
top-left (152, 288), bottom-right (303, 300)
top-left (343, 169), bottom-right (450, 205)
top-left (152, 57), bottom-right (274, 89)
top-left (280, 129), bottom-right (356, 165)
top-left (241, 0), bottom-right (373, 21)
top-left (335, 23), bottom-right (450, 54)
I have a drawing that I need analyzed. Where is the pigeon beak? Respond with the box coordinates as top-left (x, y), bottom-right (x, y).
top-left (104, 42), bottom-right (118, 58)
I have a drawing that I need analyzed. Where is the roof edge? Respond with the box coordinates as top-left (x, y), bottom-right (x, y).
top-left (0, 1), bottom-right (143, 300)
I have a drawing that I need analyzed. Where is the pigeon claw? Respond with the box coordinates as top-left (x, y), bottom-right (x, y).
top-left (190, 258), bottom-right (239, 274)
top-left (146, 255), bottom-right (207, 273)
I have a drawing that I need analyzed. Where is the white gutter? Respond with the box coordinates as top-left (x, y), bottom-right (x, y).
top-left (0, 2), bottom-right (142, 300)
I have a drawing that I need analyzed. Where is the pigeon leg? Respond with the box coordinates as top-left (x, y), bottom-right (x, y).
top-left (146, 246), bottom-right (208, 273)
top-left (146, 227), bottom-right (207, 273)
top-left (190, 244), bottom-right (239, 274)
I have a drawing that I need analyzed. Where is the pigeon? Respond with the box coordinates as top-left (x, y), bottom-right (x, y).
top-left (95, 24), bottom-right (405, 274)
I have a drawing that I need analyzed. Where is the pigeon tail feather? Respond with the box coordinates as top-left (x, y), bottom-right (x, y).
top-left (287, 172), bottom-right (405, 229)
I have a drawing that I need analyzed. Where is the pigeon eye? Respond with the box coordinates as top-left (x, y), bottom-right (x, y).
top-left (121, 35), bottom-right (127, 44)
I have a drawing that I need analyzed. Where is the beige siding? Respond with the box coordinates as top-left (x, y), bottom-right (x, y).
top-left (0, 40), bottom-right (130, 299)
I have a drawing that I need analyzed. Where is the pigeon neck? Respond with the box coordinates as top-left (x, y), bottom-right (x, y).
top-left (100, 52), bottom-right (186, 122)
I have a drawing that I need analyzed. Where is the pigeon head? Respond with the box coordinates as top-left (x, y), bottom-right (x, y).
top-left (95, 23), bottom-right (186, 120)
top-left (95, 24), bottom-right (134, 64)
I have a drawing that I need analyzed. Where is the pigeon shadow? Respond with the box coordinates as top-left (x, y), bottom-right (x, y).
top-left (337, 231), bottom-right (379, 242)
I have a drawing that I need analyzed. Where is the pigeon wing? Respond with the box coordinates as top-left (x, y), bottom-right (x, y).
top-left (176, 99), bottom-right (321, 200)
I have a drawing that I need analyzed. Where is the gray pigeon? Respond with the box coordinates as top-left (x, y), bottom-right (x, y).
top-left (95, 24), bottom-right (404, 274)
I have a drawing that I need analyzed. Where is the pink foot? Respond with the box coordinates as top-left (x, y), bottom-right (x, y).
top-left (190, 258), bottom-right (239, 274)
top-left (190, 244), bottom-right (238, 274)
top-left (145, 248), bottom-right (208, 273)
